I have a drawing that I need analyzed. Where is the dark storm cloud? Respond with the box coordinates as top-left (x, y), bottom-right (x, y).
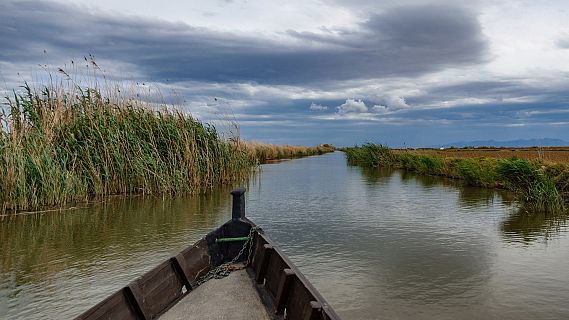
top-left (406, 102), bottom-right (569, 123)
top-left (408, 80), bottom-right (569, 108)
top-left (0, 1), bottom-right (488, 85)
top-left (425, 81), bottom-right (521, 97)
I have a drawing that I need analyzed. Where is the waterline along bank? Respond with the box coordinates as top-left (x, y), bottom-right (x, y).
top-left (0, 85), bottom-right (334, 214)
top-left (243, 142), bottom-right (335, 163)
top-left (343, 143), bottom-right (568, 212)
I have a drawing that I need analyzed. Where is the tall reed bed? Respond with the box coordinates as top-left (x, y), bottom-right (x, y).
top-left (343, 144), bottom-right (568, 212)
top-left (242, 142), bottom-right (335, 163)
top-left (0, 84), bottom-right (253, 213)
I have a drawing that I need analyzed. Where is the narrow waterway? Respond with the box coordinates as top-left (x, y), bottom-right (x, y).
top-left (1, 152), bottom-right (568, 319)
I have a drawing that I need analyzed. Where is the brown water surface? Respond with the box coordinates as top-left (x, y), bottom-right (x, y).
top-left (1, 152), bottom-right (568, 319)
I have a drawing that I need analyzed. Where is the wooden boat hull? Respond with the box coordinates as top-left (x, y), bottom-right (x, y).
top-left (76, 189), bottom-right (341, 320)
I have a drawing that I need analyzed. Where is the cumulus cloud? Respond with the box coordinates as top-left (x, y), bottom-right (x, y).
top-left (371, 105), bottom-right (388, 113)
top-left (336, 99), bottom-right (368, 114)
top-left (334, 97), bottom-right (406, 115)
top-left (386, 96), bottom-right (409, 109)
top-left (309, 102), bottom-right (328, 111)
top-left (372, 95), bottom-right (410, 110)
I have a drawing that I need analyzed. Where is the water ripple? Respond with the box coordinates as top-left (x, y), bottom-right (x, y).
top-left (1, 152), bottom-right (568, 319)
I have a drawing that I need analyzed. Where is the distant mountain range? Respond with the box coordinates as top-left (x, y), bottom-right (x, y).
top-left (435, 138), bottom-right (569, 148)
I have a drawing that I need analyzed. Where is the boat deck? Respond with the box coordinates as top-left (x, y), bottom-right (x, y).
top-left (160, 269), bottom-right (271, 320)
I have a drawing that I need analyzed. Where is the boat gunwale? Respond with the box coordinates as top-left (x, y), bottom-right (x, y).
top-left (251, 228), bottom-right (341, 319)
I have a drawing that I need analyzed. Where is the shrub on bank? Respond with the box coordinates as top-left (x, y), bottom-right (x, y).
top-left (344, 143), bottom-right (395, 167)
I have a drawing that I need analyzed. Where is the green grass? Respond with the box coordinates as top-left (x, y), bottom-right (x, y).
top-left (344, 143), bottom-right (396, 167)
top-left (343, 143), bottom-right (567, 212)
top-left (495, 158), bottom-right (564, 212)
top-left (0, 84), bottom-right (254, 213)
top-left (450, 157), bottom-right (497, 187)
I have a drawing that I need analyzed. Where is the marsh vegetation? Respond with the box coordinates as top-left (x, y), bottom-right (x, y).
top-left (243, 142), bottom-right (335, 163)
top-left (344, 143), bottom-right (568, 212)
top-left (0, 82), bottom-right (333, 214)
top-left (0, 84), bottom-right (256, 213)
top-left (395, 146), bottom-right (569, 164)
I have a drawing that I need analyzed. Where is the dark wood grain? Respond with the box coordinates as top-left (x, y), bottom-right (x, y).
top-left (75, 288), bottom-right (139, 320)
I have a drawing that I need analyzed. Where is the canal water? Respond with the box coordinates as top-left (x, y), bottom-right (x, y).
top-left (1, 152), bottom-right (568, 319)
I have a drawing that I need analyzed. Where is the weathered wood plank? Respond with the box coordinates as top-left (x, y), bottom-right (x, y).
top-left (275, 268), bottom-right (295, 314)
top-left (128, 260), bottom-right (185, 318)
top-left (285, 276), bottom-right (316, 320)
top-left (255, 244), bottom-right (274, 284)
top-left (177, 238), bottom-right (210, 287)
top-left (265, 252), bottom-right (288, 298)
top-left (304, 301), bottom-right (324, 320)
top-left (75, 288), bottom-right (139, 320)
top-left (251, 232), bottom-right (268, 272)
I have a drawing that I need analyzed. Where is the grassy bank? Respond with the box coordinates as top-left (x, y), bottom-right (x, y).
top-left (344, 144), bottom-right (568, 212)
top-left (394, 147), bottom-right (569, 164)
top-left (243, 142), bottom-right (335, 163)
top-left (0, 85), bottom-right (254, 213)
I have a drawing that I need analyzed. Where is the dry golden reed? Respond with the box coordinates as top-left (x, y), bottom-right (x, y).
top-left (241, 141), bottom-right (335, 163)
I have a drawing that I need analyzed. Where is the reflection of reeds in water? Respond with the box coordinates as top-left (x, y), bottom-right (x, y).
top-left (400, 170), bottom-right (443, 188)
top-left (457, 186), bottom-right (515, 208)
top-left (368, 167), bottom-right (514, 208)
top-left (355, 161), bottom-right (567, 244)
top-left (501, 208), bottom-right (569, 244)
top-left (357, 167), bottom-right (394, 184)
top-left (0, 187), bottom-right (233, 284)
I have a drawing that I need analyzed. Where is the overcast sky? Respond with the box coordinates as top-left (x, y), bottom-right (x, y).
top-left (1, 0), bottom-right (568, 146)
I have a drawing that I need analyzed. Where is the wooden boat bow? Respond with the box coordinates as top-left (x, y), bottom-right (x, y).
top-left (76, 188), bottom-right (341, 320)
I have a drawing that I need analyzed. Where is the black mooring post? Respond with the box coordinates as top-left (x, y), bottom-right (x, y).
top-left (231, 188), bottom-right (246, 220)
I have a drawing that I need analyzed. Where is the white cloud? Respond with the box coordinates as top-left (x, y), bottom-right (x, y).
top-left (309, 102), bottom-right (328, 111)
top-left (371, 105), bottom-right (388, 113)
top-left (480, 1), bottom-right (569, 75)
top-left (52, 0), bottom-right (359, 34)
top-left (336, 98), bottom-right (367, 114)
top-left (384, 96), bottom-right (409, 109)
